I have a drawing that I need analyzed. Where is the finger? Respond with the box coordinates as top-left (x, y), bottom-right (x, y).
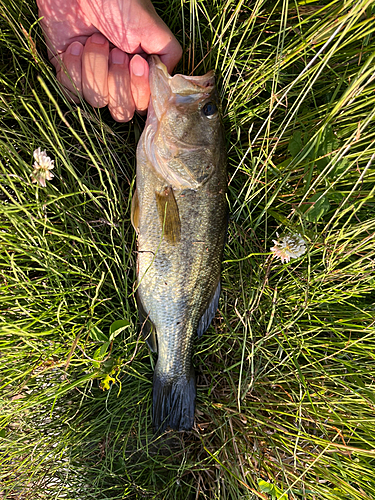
top-left (108, 49), bottom-right (135, 122)
top-left (157, 38), bottom-right (183, 74)
top-left (60, 42), bottom-right (83, 97)
top-left (82, 33), bottom-right (109, 108)
top-left (56, 67), bottom-right (80, 104)
top-left (130, 55), bottom-right (150, 114)
top-left (133, 5), bottom-right (182, 74)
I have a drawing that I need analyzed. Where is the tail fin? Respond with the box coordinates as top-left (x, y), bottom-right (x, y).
top-left (153, 367), bottom-right (196, 433)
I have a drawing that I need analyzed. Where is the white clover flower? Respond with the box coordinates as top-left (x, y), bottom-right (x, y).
top-left (270, 232), bottom-right (307, 263)
top-left (31, 148), bottom-right (54, 187)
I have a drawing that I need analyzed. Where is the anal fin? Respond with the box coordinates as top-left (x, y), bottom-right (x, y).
top-left (136, 292), bottom-right (158, 353)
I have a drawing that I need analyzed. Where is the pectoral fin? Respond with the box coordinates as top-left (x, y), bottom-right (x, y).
top-left (197, 281), bottom-right (221, 338)
top-left (131, 189), bottom-right (139, 231)
top-left (155, 187), bottom-right (181, 245)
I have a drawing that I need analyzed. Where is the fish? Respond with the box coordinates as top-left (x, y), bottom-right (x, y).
top-left (131, 55), bottom-right (227, 433)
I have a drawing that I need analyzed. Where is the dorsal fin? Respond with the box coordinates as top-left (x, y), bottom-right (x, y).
top-left (155, 186), bottom-right (181, 245)
top-left (197, 281), bottom-right (221, 338)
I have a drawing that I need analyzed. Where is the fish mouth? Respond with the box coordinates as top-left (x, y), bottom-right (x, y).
top-left (147, 55), bottom-right (216, 130)
top-left (148, 55), bottom-right (215, 98)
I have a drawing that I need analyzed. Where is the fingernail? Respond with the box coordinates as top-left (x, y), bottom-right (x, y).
top-left (69, 42), bottom-right (82, 57)
top-left (132, 55), bottom-right (145, 77)
top-left (111, 49), bottom-right (125, 65)
top-left (91, 33), bottom-right (106, 45)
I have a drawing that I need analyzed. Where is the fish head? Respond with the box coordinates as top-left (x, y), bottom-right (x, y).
top-left (143, 55), bottom-right (226, 190)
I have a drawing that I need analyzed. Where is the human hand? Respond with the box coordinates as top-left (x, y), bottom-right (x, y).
top-left (37, 0), bottom-right (182, 121)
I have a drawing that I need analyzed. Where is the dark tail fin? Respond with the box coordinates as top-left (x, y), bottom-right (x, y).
top-left (153, 367), bottom-right (196, 433)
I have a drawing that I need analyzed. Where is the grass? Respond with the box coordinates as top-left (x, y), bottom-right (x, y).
top-left (1, 0), bottom-right (375, 498)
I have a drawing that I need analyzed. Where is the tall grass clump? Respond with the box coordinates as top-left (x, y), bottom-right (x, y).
top-left (1, 0), bottom-right (375, 498)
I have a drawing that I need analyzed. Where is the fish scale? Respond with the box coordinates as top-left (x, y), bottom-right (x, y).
top-left (132, 55), bottom-right (227, 432)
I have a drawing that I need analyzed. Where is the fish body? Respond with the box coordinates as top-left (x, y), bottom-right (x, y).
top-left (132, 56), bottom-right (227, 432)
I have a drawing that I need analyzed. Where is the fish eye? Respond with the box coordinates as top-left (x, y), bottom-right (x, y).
top-left (202, 102), bottom-right (218, 118)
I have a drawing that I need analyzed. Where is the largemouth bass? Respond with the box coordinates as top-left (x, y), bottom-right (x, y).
top-left (131, 55), bottom-right (227, 432)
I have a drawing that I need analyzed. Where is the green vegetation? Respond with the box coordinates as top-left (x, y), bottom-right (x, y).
top-left (1, 0), bottom-right (375, 498)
